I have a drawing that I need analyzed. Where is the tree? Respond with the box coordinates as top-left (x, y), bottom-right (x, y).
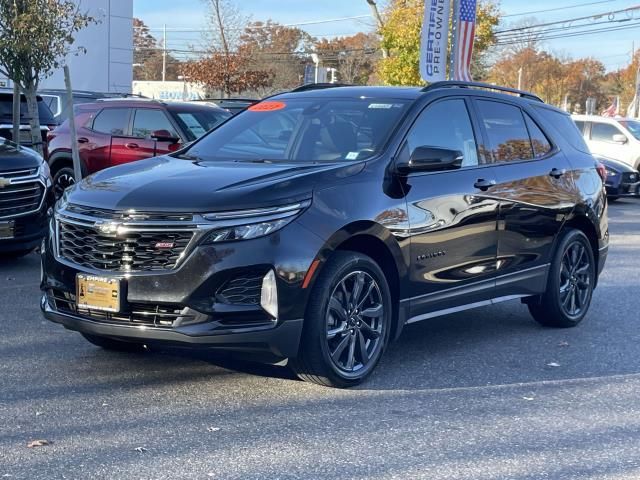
top-left (183, 0), bottom-right (272, 96)
top-left (0, 0), bottom-right (93, 155)
top-left (133, 18), bottom-right (181, 81)
top-left (240, 20), bottom-right (314, 93)
top-left (314, 33), bottom-right (379, 85)
top-left (377, 0), bottom-right (500, 85)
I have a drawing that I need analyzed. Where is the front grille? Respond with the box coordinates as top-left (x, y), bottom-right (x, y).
top-left (58, 220), bottom-right (193, 272)
top-left (216, 272), bottom-right (264, 305)
top-left (49, 289), bottom-right (195, 328)
top-left (0, 180), bottom-right (44, 219)
top-left (0, 167), bottom-right (38, 179)
top-left (65, 203), bottom-right (194, 222)
top-left (622, 172), bottom-right (639, 184)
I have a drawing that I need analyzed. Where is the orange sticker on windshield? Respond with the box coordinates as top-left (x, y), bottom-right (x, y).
top-left (248, 101), bottom-right (286, 112)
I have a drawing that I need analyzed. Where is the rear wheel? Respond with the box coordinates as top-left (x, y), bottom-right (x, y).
top-left (81, 333), bottom-right (148, 353)
top-left (52, 166), bottom-right (76, 200)
top-left (528, 229), bottom-right (595, 328)
top-left (292, 251), bottom-right (392, 388)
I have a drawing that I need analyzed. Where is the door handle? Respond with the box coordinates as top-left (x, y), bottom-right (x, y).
top-left (77, 137), bottom-right (89, 144)
top-left (549, 168), bottom-right (566, 179)
top-left (125, 142), bottom-right (139, 149)
top-left (474, 178), bottom-right (496, 191)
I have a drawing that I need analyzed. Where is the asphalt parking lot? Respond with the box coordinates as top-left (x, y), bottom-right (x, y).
top-left (1, 200), bottom-right (640, 480)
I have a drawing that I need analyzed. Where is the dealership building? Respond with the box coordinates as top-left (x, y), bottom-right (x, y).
top-left (1, 0), bottom-right (133, 93)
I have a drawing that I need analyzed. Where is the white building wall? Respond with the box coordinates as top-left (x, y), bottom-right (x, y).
top-left (37, 0), bottom-right (133, 93)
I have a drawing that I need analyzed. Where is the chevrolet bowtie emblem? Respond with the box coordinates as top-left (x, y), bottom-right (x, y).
top-left (0, 177), bottom-right (10, 188)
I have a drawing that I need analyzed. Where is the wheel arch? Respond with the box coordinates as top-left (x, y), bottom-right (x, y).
top-left (306, 221), bottom-right (408, 342)
top-left (48, 151), bottom-right (73, 175)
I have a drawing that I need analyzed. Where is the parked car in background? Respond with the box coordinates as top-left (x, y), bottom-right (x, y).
top-left (573, 114), bottom-right (640, 171)
top-left (595, 155), bottom-right (640, 200)
top-left (0, 91), bottom-right (57, 149)
top-left (39, 90), bottom-right (149, 125)
top-left (47, 98), bottom-right (231, 198)
top-left (41, 82), bottom-right (608, 388)
top-left (0, 138), bottom-right (53, 258)
top-left (195, 98), bottom-right (258, 115)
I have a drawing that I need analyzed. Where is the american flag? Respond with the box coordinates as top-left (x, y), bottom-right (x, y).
top-left (454, 0), bottom-right (477, 82)
top-left (602, 96), bottom-right (620, 117)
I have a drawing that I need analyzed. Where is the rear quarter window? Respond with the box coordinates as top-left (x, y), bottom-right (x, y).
top-left (534, 106), bottom-right (590, 154)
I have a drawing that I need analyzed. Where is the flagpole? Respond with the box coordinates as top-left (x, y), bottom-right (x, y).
top-left (449, 0), bottom-right (460, 81)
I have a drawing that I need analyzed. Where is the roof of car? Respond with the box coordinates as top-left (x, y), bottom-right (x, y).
top-left (75, 98), bottom-right (228, 112)
top-left (276, 86), bottom-right (424, 100)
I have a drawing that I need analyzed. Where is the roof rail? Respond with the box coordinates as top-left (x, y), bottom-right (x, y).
top-left (289, 83), bottom-right (353, 93)
top-left (422, 81), bottom-right (543, 102)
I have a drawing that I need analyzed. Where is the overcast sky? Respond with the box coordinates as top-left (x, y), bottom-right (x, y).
top-left (133, 0), bottom-right (639, 71)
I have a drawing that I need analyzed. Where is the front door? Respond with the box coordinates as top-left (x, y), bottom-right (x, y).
top-left (473, 99), bottom-right (574, 298)
top-left (587, 121), bottom-right (632, 164)
top-left (398, 97), bottom-right (501, 322)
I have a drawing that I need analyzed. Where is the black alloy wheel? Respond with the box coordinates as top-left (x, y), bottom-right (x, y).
top-left (53, 166), bottom-right (76, 200)
top-left (292, 251), bottom-right (391, 387)
top-left (326, 271), bottom-right (385, 375)
top-left (528, 229), bottom-right (595, 328)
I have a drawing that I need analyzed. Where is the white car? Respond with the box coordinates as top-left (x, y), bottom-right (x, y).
top-left (572, 114), bottom-right (640, 171)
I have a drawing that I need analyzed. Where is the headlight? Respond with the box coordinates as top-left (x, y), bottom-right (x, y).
top-left (200, 200), bottom-right (310, 244)
top-left (606, 168), bottom-right (617, 177)
top-left (39, 160), bottom-right (51, 184)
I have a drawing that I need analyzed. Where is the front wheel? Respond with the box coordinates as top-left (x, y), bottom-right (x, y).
top-left (292, 252), bottom-right (392, 388)
top-left (527, 229), bottom-right (596, 328)
top-left (52, 166), bottom-right (76, 200)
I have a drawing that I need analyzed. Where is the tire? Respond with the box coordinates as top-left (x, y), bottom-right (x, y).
top-left (52, 165), bottom-right (76, 200)
top-left (291, 251), bottom-right (392, 388)
top-left (607, 196), bottom-right (619, 203)
top-left (81, 333), bottom-right (148, 353)
top-left (527, 229), bottom-right (596, 328)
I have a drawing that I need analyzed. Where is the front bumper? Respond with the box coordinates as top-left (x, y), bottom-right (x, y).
top-left (41, 296), bottom-right (304, 358)
top-left (0, 203), bottom-right (51, 253)
top-left (40, 220), bottom-right (323, 359)
top-left (605, 180), bottom-right (640, 197)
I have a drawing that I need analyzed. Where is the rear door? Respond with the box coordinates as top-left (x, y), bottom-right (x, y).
top-left (473, 98), bottom-right (574, 298)
top-left (82, 107), bottom-right (131, 173)
top-left (399, 97), bottom-right (501, 320)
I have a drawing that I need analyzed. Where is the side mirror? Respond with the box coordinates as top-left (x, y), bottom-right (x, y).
top-left (151, 129), bottom-right (180, 143)
top-left (612, 134), bottom-right (628, 144)
top-left (397, 146), bottom-right (464, 173)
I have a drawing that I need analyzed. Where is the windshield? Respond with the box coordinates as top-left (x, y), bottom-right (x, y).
top-left (170, 109), bottom-right (231, 142)
top-left (619, 120), bottom-right (640, 141)
top-left (184, 97), bottom-right (410, 163)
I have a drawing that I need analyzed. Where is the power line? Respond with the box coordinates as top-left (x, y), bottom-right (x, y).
top-left (502, 0), bottom-right (619, 18)
top-left (495, 20), bottom-right (640, 45)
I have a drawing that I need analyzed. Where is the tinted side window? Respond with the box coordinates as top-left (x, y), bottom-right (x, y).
top-left (403, 99), bottom-right (478, 167)
top-left (92, 108), bottom-right (129, 136)
top-left (132, 109), bottom-right (178, 139)
top-left (524, 113), bottom-right (552, 157)
top-left (534, 106), bottom-right (590, 153)
top-left (591, 122), bottom-right (623, 142)
top-left (477, 100), bottom-right (533, 162)
top-left (573, 120), bottom-right (585, 134)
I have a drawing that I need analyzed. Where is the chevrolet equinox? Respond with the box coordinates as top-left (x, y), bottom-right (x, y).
top-left (41, 82), bottom-right (609, 387)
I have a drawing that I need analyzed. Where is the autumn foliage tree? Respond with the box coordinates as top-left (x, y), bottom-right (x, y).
top-left (315, 32), bottom-right (379, 85)
top-left (133, 18), bottom-right (181, 81)
top-left (183, 0), bottom-right (272, 96)
top-left (377, 0), bottom-right (500, 85)
top-left (0, 0), bottom-right (93, 154)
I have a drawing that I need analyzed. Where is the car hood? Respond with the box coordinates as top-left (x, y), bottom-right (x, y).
top-left (595, 155), bottom-right (636, 173)
top-left (68, 156), bottom-right (364, 212)
top-left (0, 139), bottom-right (43, 171)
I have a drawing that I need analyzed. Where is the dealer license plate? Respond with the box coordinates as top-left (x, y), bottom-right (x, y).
top-left (76, 274), bottom-right (121, 312)
top-left (0, 221), bottom-right (15, 239)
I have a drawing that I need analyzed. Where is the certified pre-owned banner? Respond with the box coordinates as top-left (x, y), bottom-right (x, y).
top-left (419, 0), bottom-right (451, 83)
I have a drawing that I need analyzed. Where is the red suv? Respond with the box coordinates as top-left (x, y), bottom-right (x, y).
top-left (47, 99), bottom-right (231, 198)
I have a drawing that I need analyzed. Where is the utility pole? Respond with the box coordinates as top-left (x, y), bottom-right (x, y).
top-left (448, 0), bottom-right (460, 80)
top-left (162, 24), bottom-right (167, 83)
top-left (517, 67), bottom-right (523, 90)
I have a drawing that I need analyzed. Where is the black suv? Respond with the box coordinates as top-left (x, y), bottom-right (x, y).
top-left (0, 91), bottom-right (57, 148)
top-left (41, 82), bottom-right (609, 387)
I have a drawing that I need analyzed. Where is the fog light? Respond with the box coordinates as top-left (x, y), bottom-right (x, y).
top-left (260, 270), bottom-right (278, 320)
